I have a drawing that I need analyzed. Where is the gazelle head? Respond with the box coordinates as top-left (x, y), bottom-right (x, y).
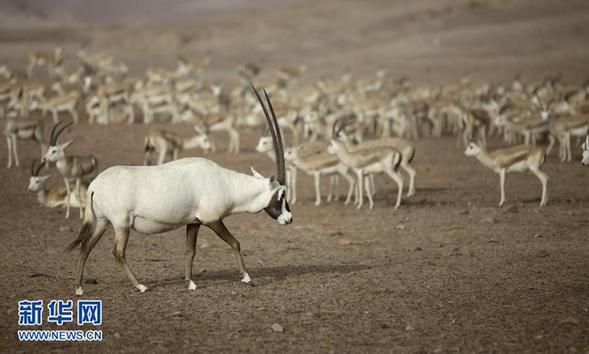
top-left (464, 141), bottom-right (482, 156)
top-left (190, 126), bottom-right (212, 151)
top-left (251, 83), bottom-right (292, 225)
top-left (328, 116), bottom-right (355, 154)
top-left (43, 121), bottom-right (74, 163)
top-left (582, 136), bottom-right (589, 166)
top-left (28, 160), bottom-right (49, 192)
top-left (255, 135), bottom-right (273, 154)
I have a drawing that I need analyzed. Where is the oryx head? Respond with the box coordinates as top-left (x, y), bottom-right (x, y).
top-left (251, 83), bottom-right (292, 225)
top-left (28, 159), bottom-right (49, 192)
top-left (582, 136), bottom-right (589, 166)
top-left (43, 120), bottom-right (74, 163)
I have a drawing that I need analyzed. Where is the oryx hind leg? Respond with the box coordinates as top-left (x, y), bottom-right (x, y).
top-left (113, 226), bottom-right (147, 292)
top-left (207, 221), bottom-right (251, 285)
top-left (75, 219), bottom-right (108, 296)
top-left (185, 223), bottom-right (200, 290)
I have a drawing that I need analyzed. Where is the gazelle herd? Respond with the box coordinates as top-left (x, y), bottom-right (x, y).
top-left (1, 46), bottom-right (588, 294)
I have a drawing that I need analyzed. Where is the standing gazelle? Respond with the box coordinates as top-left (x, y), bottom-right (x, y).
top-left (67, 83), bottom-right (292, 296)
top-left (328, 118), bottom-right (404, 210)
top-left (43, 121), bottom-right (98, 219)
top-left (144, 127), bottom-right (212, 165)
top-left (464, 142), bottom-right (549, 207)
top-left (3, 118), bottom-right (46, 168)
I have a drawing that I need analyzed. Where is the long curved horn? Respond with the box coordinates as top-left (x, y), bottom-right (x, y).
top-left (31, 159), bottom-right (45, 176)
top-left (250, 82), bottom-right (285, 184)
top-left (263, 89), bottom-right (286, 185)
top-left (51, 120), bottom-right (74, 145)
top-left (49, 121), bottom-right (64, 145)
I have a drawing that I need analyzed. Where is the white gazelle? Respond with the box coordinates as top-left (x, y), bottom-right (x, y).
top-left (464, 142), bottom-right (549, 207)
top-left (67, 84), bottom-right (292, 296)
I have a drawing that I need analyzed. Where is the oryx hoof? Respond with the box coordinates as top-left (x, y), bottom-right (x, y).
top-left (75, 287), bottom-right (84, 296)
top-left (136, 284), bottom-right (148, 293)
top-left (186, 280), bottom-right (197, 290)
top-left (241, 273), bottom-right (254, 286)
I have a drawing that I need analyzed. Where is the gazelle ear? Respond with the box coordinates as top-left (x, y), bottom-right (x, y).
top-left (194, 126), bottom-right (205, 135)
top-left (250, 166), bottom-right (264, 179)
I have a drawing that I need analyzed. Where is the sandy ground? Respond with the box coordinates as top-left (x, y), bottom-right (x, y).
top-left (1, 0), bottom-right (589, 352)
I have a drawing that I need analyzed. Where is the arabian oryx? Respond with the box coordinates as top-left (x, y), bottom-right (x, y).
top-left (67, 83), bottom-right (292, 295)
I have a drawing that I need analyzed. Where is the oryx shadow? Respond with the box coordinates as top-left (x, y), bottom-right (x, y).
top-left (149, 263), bottom-right (371, 289)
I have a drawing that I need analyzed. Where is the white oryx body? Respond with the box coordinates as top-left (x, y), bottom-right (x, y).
top-left (68, 83), bottom-right (292, 296)
top-left (90, 158), bottom-right (288, 232)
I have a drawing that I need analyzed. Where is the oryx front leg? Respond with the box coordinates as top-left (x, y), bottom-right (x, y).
top-left (11, 135), bottom-right (19, 167)
top-left (207, 221), bottom-right (252, 285)
top-left (6, 136), bottom-right (13, 168)
top-left (185, 223), bottom-right (200, 290)
top-left (113, 226), bottom-right (146, 292)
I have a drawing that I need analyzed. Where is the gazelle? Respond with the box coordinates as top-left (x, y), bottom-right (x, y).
top-left (66, 83), bottom-right (292, 296)
top-left (40, 91), bottom-right (80, 123)
top-left (339, 134), bottom-right (417, 197)
top-left (285, 144), bottom-right (357, 206)
top-left (464, 142), bottom-right (548, 207)
top-left (42, 121), bottom-right (99, 219)
top-left (550, 115), bottom-right (589, 162)
top-left (28, 47), bottom-right (63, 77)
top-left (28, 160), bottom-right (86, 209)
top-left (581, 135), bottom-right (589, 166)
top-left (3, 118), bottom-right (46, 168)
top-left (328, 118), bottom-right (404, 209)
top-left (144, 127), bottom-right (212, 165)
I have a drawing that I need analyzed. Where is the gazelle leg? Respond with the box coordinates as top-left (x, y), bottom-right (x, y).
top-left (173, 149), bottom-right (178, 161)
top-left (333, 174), bottom-right (340, 202)
top-left (185, 223), bottom-right (200, 290)
top-left (206, 221), bottom-right (251, 284)
top-left (75, 219), bottom-right (108, 296)
top-left (11, 135), bottom-right (19, 167)
top-left (340, 170), bottom-right (355, 205)
top-left (64, 178), bottom-right (71, 219)
top-left (52, 109), bottom-right (59, 124)
top-left (113, 226), bottom-right (146, 292)
top-left (530, 167), bottom-right (549, 207)
top-left (327, 175), bottom-right (336, 202)
top-left (402, 163), bottom-right (416, 197)
top-left (498, 169), bottom-right (506, 207)
top-left (76, 179), bottom-right (83, 219)
top-left (291, 168), bottom-right (298, 204)
top-left (384, 168), bottom-right (404, 209)
top-left (356, 170), bottom-right (364, 209)
top-left (566, 133), bottom-right (572, 162)
top-left (157, 149), bottom-right (166, 165)
top-left (364, 175), bottom-right (374, 209)
top-left (313, 172), bottom-right (321, 206)
top-left (6, 137), bottom-right (12, 168)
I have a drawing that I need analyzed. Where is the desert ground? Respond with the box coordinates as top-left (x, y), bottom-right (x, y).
top-left (0, 0), bottom-right (588, 353)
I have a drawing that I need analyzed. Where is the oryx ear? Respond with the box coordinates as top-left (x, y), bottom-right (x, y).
top-left (40, 175), bottom-right (51, 181)
top-left (61, 140), bottom-right (74, 149)
top-left (250, 166), bottom-right (264, 178)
